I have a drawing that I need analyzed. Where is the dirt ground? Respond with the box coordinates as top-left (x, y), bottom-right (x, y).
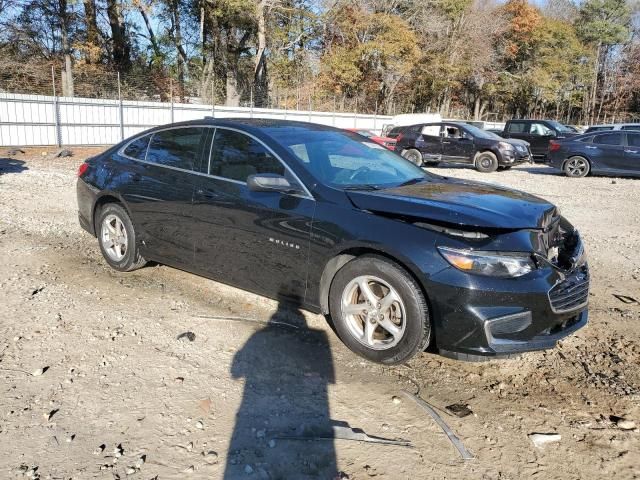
top-left (1, 147), bottom-right (639, 480)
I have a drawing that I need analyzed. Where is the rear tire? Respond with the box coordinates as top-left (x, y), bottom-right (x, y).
top-left (475, 152), bottom-right (499, 173)
top-left (564, 156), bottom-right (590, 177)
top-left (97, 203), bottom-right (146, 272)
top-left (402, 148), bottom-right (424, 167)
top-left (329, 255), bottom-right (431, 365)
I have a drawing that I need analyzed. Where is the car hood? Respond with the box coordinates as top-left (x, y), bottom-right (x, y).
top-left (346, 178), bottom-right (558, 230)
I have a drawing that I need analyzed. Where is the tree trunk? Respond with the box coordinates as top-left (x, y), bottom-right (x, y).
top-left (226, 69), bottom-right (241, 106)
top-left (138, 4), bottom-right (161, 61)
top-left (58, 0), bottom-right (74, 97)
top-left (589, 42), bottom-right (601, 125)
top-left (106, 0), bottom-right (130, 71)
top-left (253, 0), bottom-right (268, 107)
top-left (169, 0), bottom-right (189, 100)
top-left (83, 0), bottom-right (100, 63)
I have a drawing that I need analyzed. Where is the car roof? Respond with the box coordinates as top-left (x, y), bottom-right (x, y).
top-left (588, 123), bottom-right (640, 127)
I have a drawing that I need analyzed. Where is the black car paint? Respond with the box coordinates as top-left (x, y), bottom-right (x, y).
top-left (548, 131), bottom-right (640, 178)
top-left (393, 122), bottom-right (531, 167)
top-left (77, 119), bottom-right (588, 359)
top-left (502, 119), bottom-right (577, 160)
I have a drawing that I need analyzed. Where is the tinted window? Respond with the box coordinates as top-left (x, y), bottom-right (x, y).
top-left (627, 133), bottom-right (640, 147)
top-left (593, 133), bottom-right (622, 146)
top-left (123, 134), bottom-right (150, 160)
top-left (507, 122), bottom-right (527, 133)
top-left (146, 127), bottom-right (205, 170)
top-left (621, 125), bottom-right (640, 131)
top-left (421, 125), bottom-right (441, 136)
top-left (210, 129), bottom-right (285, 182)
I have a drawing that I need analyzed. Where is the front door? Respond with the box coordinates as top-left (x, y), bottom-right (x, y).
top-left (190, 128), bottom-right (314, 300)
top-left (441, 124), bottom-right (475, 162)
top-left (527, 122), bottom-right (556, 157)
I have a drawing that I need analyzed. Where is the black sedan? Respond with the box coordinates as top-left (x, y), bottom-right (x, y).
top-left (77, 119), bottom-right (588, 364)
top-left (548, 130), bottom-right (640, 178)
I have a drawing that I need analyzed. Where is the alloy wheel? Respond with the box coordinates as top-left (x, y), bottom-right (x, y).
top-left (101, 214), bottom-right (128, 261)
top-left (341, 275), bottom-right (406, 350)
top-left (566, 158), bottom-right (588, 177)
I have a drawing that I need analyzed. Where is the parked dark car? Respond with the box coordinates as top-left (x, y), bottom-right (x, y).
top-left (584, 123), bottom-right (640, 134)
top-left (390, 122), bottom-right (531, 172)
top-left (548, 130), bottom-right (640, 178)
top-left (502, 119), bottom-right (577, 160)
top-left (77, 119), bottom-right (588, 364)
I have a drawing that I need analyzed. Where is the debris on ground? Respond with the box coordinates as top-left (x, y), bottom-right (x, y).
top-left (402, 391), bottom-right (474, 460)
top-left (528, 433), bottom-right (562, 448)
top-left (611, 415), bottom-right (637, 430)
top-left (54, 149), bottom-right (73, 158)
top-left (445, 403), bottom-right (473, 418)
top-left (612, 294), bottom-right (639, 305)
top-left (176, 331), bottom-right (196, 342)
top-left (6, 148), bottom-right (25, 156)
top-left (277, 425), bottom-right (412, 447)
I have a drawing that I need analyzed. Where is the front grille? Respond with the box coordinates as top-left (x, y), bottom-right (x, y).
top-left (548, 267), bottom-right (589, 313)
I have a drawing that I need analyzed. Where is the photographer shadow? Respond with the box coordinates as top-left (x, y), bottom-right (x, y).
top-left (224, 296), bottom-right (338, 479)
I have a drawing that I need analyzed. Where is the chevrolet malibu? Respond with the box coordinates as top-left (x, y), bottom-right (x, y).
top-left (77, 119), bottom-right (589, 364)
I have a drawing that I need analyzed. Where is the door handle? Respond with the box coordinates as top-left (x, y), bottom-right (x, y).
top-left (196, 188), bottom-right (217, 199)
top-left (625, 149), bottom-right (638, 153)
top-left (585, 146), bottom-right (597, 149)
top-left (442, 141), bottom-right (451, 144)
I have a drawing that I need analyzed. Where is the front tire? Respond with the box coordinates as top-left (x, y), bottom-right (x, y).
top-left (564, 156), bottom-right (590, 177)
top-left (97, 203), bottom-right (146, 272)
top-left (475, 151), bottom-right (499, 173)
top-left (329, 255), bottom-right (431, 365)
top-left (402, 148), bottom-right (424, 167)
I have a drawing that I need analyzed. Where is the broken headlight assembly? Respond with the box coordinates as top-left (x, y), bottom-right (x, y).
top-left (438, 247), bottom-right (536, 278)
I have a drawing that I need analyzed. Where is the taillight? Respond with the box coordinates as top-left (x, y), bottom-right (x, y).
top-left (77, 162), bottom-right (89, 177)
top-left (396, 133), bottom-right (404, 142)
top-left (549, 141), bottom-right (561, 152)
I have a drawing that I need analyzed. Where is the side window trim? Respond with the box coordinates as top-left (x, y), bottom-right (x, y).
top-left (206, 125), bottom-right (314, 200)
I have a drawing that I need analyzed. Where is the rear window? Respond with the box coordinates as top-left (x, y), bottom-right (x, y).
top-left (146, 127), bottom-right (206, 170)
top-left (621, 125), bottom-right (640, 131)
top-left (123, 134), bottom-right (151, 160)
top-left (387, 127), bottom-right (403, 138)
top-left (593, 133), bottom-right (622, 146)
top-left (507, 122), bottom-right (527, 133)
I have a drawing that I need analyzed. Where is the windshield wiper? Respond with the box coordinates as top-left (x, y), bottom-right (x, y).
top-left (397, 177), bottom-right (428, 187)
top-left (342, 184), bottom-right (382, 191)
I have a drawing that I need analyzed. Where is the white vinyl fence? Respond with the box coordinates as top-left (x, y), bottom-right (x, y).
top-left (0, 92), bottom-right (392, 147)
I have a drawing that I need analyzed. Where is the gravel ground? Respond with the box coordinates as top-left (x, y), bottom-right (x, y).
top-left (0, 148), bottom-right (639, 480)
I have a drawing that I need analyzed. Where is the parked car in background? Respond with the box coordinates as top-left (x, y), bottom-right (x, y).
top-left (464, 120), bottom-right (506, 131)
top-left (584, 123), bottom-right (640, 134)
top-left (502, 119), bottom-right (577, 161)
top-left (565, 125), bottom-right (585, 134)
top-left (345, 128), bottom-right (396, 150)
top-left (548, 130), bottom-right (640, 178)
top-left (77, 119), bottom-right (588, 364)
top-left (392, 122), bottom-right (531, 172)
top-left (381, 112), bottom-right (442, 136)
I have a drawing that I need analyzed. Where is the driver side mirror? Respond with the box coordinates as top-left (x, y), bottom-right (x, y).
top-left (247, 174), bottom-right (302, 194)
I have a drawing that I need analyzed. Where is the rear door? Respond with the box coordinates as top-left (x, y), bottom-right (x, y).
top-left (190, 127), bottom-right (314, 300)
top-left (623, 133), bottom-right (640, 174)
top-left (589, 132), bottom-right (625, 171)
top-left (504, 121), bottom-right (530, 142)
top-left (415, 124), bottom-right (443, 160)
top-left (119, 126), bottom-right (208, 267)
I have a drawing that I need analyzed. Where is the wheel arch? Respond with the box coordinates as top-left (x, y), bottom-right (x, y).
top-left (92, 192), bottom-right (132, 234)
top-left (318, 246), bottom-right (431, 317)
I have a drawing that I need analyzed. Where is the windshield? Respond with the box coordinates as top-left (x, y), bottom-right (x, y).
top-left (462, 124), bottom-right (502, 140)
top-left (547, 120), bottom-right (573, 134)
top-left (266, 128), bottom-right (430, 189)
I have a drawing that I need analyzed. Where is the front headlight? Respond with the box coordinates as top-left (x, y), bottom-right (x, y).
top-left (438, 247), bottom-right (536, 278)
top-left (498, 141), bottom-right (515, 151)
